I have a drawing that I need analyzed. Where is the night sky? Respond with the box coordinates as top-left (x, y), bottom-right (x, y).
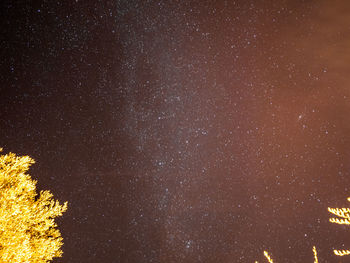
top-left (2, 1), bottom-right (350, 262)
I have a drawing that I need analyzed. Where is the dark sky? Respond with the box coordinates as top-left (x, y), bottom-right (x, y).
top-left (1, 0), bottom-right (350, 262)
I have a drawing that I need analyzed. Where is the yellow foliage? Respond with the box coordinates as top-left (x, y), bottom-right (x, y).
top-left (328, 207), bottom-right (350, 225)
top-left (313, 246), bottom-right (318, 263)
top-left (328, 197), bottom-right (350, 256)
top-left (0, 149), bottom-right (68, 262)
top-left (257, 247), bottom-right (318, 263)
top-left (256, 197), bottom-right (350, 262)
top-left (263, 251), bottom-right (273, 263)
top-left (334, 250), bottom-right (350, 256)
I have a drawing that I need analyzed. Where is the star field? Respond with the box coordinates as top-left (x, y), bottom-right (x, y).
top-left (1, 1), bottom-right (350, 262)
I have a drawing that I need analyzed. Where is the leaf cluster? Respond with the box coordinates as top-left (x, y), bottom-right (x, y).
top-left (0, 149), bottom-right (68, 262)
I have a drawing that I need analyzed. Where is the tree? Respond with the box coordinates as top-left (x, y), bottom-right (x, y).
top-left (328, 197), bottom-right (350, 256)
top-left (0, 149), bottom-right (68, 262)
top-left (256, 197), bottom-right (350, 262)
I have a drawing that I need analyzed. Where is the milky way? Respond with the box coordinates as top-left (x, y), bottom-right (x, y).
top-left (2, 1), bottom-right (350, 262)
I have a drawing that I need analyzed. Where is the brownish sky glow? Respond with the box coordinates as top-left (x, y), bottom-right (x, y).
top-left (2, 1), bottom-right (350, 262)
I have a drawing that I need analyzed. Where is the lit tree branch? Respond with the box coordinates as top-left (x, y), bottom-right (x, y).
top-left (328, 197), bottom-right (350, 256)
top-left (263, 251), bottom-right (273, 263)
top-left (333, 250), bottom-right (350, 256)
top-left (313, 246), bottom-right (318, 263)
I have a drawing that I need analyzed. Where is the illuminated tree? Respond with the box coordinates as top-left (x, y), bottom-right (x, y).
top-left (255, 198), bottom-right (350, 262)
top-left (328, 197), bottom-right (350, 256)
top-left (0, 149), bottom-right (68, 262)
